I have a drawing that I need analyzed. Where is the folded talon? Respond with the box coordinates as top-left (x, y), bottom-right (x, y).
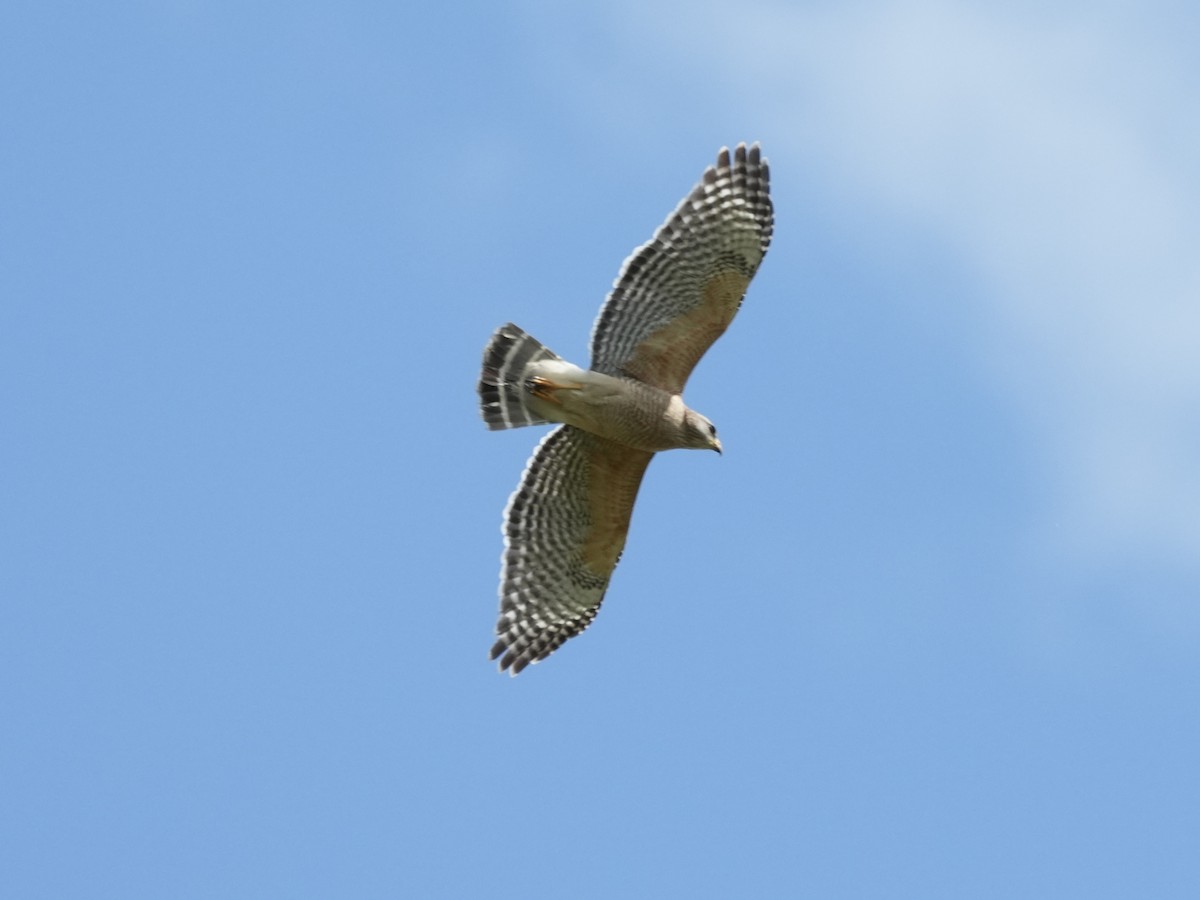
top-left (526, 376), bottom-right (583, 405)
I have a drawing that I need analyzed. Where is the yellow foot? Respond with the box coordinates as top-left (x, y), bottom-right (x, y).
top-left (527, 376), bottom-right (583, 405)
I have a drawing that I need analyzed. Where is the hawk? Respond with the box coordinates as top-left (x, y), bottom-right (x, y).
top-left (478, 143), bottom-right (773, 674)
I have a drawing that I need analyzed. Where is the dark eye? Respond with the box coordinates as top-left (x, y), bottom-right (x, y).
top-left (707, 423), bottom-right (717, 436)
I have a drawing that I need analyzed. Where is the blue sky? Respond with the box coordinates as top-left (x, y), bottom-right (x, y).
top-left (4, 1), bottom-right (1199, 896)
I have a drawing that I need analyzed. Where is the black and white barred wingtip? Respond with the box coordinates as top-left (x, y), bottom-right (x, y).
top-left (477, 323), bottom-right (562, 431)
top-left (488, 426), bottom-right (611, 677)
top-left (588, 142), bottom-right (773, 374)
top-left (490, 615), bottom-right (596, 676)
top-left (490, 603), bottom-right (599, 676)
top-left (707, 142), bottom-right (772, 251)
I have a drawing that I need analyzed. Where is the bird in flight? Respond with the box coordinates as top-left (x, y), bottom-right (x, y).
top-left (478, 143), bottom-right (773, 674)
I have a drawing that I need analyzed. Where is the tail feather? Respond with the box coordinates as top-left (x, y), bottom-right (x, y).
top-left (478, 323), bottom-right (563, 430)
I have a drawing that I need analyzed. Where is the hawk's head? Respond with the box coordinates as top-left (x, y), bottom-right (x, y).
top-left (682, 409), bottom-right (723, 455)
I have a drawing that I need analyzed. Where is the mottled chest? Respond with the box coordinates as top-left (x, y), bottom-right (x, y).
top-left (525, 363), bottom-right (682, 452)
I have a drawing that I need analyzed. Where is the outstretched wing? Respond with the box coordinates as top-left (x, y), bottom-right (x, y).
top-left (589, 143), bottom-right (773, 395)
top-left (491, 426), bottom-right (654, 674)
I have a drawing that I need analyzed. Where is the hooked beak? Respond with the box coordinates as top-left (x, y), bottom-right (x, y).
top-left (711, 437), bottom-right (723, 455)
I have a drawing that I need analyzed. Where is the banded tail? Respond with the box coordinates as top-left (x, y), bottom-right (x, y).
top-left (478, 323), bottom-right (563, 430)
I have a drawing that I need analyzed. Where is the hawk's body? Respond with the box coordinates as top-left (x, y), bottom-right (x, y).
top-left (478, 144), bottom-right (773, 674)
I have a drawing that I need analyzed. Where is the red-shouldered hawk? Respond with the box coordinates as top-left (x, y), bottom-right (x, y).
top-left (478, 144), bottom-right (773, 674)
